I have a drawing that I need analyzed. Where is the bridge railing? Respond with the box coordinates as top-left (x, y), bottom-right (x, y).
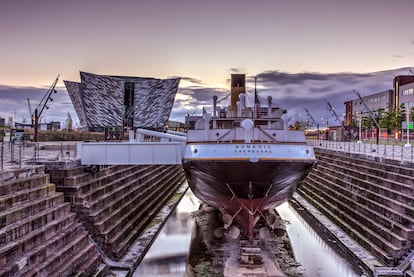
top-left (307, 139), bottom-right (414, 165)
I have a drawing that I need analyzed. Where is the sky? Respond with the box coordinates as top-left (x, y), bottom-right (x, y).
top-left (0, 0), bottom-right (413, 127)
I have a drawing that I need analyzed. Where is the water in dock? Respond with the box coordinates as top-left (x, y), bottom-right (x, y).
top-left (133, 190), bottom-right (361, 276)
top-left (277, 202), bottom-right (360, 277)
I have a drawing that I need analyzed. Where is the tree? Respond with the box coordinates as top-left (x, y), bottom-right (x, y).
top-left (380, 105), bottom-right (398, 134)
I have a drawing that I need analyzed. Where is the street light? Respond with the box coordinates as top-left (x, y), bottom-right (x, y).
top-left (356, 112), bottom-right (362, 144)
top-left (404, 105), bottom-right (412, 147)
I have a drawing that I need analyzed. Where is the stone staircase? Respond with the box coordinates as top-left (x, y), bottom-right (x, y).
top-left (0, 166), bottom-right (105, 276)
top-left (48, 164), bottom-right (186, 260)
top-left (298, 148), bottom-right (414, 266)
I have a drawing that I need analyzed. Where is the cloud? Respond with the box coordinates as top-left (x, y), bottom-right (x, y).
top-left (173, 76), bottom-right (204, 85)
top-left (2, 67), bottom-right (412, 128)
top-left (0, 85), bottom-right (78, 127)
top-left (171, 67), bottom-right (412, 126)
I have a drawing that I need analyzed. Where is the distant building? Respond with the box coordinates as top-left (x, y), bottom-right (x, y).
top-left (398, 80), bottom-right (414, 109)
top-left (48, 121), bottom-right (61, 131)
top-left (0, 117), bottom-right (5, 127)
top-left (344, 75), bottom-right (414, 126)
top-left (393, 75), bottom-right (414, 111)
top-left (344, 90), bottom-right (393, 126)
top-left (64, 71), bottom-right (180, 131)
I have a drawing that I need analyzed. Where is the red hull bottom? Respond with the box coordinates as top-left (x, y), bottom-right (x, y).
top-left (183, 160), bottom-right (315, 242)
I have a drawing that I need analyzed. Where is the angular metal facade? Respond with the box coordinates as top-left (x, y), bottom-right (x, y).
top-left (64, 71), bottom-right (180, 129)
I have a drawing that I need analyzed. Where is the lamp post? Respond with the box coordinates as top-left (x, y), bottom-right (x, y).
top-left (357, 112), bottom-right (362, 144)
top-left (404, 105), bottom-right (412, 147)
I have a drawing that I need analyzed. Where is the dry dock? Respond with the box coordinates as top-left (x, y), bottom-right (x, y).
top-left (1, 141), bottom-right (414, 276)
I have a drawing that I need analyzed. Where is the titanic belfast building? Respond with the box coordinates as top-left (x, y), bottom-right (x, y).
top-left (64, 71), bottom-right (180, 131)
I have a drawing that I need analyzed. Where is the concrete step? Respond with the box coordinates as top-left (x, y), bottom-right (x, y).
top-left (107, 172), bottom-right (181, 259)
top-left (54, 239), bottom-right (100, 277)
top-left (0, 174), bottom-right (49, 196)
top-left (305, 173), bottom-right (411, 250)
top-left (64, 165), bottom-right (136, 188)
top-left (2, 221), bottom-right (83, 275)
top-left (0, 182), bottom-right (56, 211)
top-left (0, 166), bottom-right (45, 184)
top-left (85, 165), bottom-right (167, 211)
top-left (317, 155), bottom-right (414, 199)
top-left (0, 201), bottom-right (71, 245)
top-left (298, 186), bottom-right (396, 265)
top-left (309, 170), bottom-right (414, 241)
top-left (315, 165), bottom-right (414, 229)
top-left (95, 169), bottom-right (171, 238)
top-left (0, 211), bottom-right (77, 268)
top-left (47, 165), bottom-right (89, 186)
top-left (87, 174), bottom-right (155, 225)
top-left (25, 232), bottom-right (90, 276)
top-left (0, 190), bottom-right (63, 229)
top-left (315, 149), bottom-right (414, 186)
top-left (302, 179), bottom-right (405, 260)
top-left (72, 249), bottom-right (105, 277)
top-left (317, 152), bottom-right (414, 188)
top-left (79, 166), bottom-right (149, 208)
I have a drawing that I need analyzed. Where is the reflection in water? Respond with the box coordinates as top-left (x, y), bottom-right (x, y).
top-left (133, 189), bottom-right (200, 276)
top-left (134, 190), bottom-right (360, 277)
top-left (277, 201), bottom-right (361, 277)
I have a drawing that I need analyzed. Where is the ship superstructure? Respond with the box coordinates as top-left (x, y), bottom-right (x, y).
top-left (182, 74), bottom-right (316, 242)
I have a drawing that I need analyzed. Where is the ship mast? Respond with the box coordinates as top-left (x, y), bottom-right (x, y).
top-left (253, 76), bottom-right (258, 119)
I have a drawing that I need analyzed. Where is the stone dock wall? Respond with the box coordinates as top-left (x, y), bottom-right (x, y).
top-left (0, 162), bottom-right (186, 276)
top-left (297, 148), bottom-right (414, 276)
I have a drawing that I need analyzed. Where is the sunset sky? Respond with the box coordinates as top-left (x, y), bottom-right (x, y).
top-left (1, 0), bottom-right (413, 126)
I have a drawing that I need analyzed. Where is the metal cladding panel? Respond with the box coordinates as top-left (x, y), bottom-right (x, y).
top-left (64, 80), bottom-right (88, 127)
top-left (80, 72), bottom-right (124, 127)
top-left (133, 78), bottom-right (180, 129)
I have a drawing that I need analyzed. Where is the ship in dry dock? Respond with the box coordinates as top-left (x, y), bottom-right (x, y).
top-left (182, 74), bottom-right (316, 243)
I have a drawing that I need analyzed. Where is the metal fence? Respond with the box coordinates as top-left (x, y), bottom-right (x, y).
top-left (0, 141), bottom-right (75, 172)
top-left (308, 140), bottom-right (414, 165)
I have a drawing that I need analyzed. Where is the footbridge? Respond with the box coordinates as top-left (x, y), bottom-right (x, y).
top-left (77, 129), bottom-right (186, 165)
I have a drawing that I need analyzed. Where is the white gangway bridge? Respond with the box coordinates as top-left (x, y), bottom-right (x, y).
top-left (77, 128), bottom-right (187, 165)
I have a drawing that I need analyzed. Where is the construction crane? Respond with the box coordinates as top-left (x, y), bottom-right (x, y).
top-left (304, 107), bottom-right (320, 140)
top-left (27, 98), bottom-right (33, 125)
top-left (326, 101), bottom-right (344, 127)
top-left (303, 107), bottom-right (318, 127)
top-left (353, 89), bottom-right (380, 144)
top-left (32, 75), bottom-right (60, 142)
top-left (326, 101), bottom-right (345, 141)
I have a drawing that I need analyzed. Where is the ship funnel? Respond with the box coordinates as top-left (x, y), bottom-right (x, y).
top-left (230, 74), bottom-right (246, 116)
top-left (267, 96), bottom-right (273, 117)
